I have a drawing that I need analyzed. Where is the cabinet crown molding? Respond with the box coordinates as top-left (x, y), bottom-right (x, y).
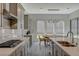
top-left (17, 3), bottom-right (25, 11)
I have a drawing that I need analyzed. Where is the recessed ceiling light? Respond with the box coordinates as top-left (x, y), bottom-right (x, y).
top-left (40, 8), bottom-right (44, 11)
top-left (48, 9), bottom-right (60, 11)
top-left (67, 8), bottom-right (70, 9)
top-left (40, 8), bottom-right (43, 9)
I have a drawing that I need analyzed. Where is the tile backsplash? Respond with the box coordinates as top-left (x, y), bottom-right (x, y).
top-left (0, 28), bottom-right (23, 43)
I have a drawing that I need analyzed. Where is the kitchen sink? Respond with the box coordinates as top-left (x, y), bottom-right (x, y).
top-left (0, 40), bottom-right (22, 48)
top-left (62, 44), bottom-right (76, 47)
top-left (57, 41), bottom-right (76, 47)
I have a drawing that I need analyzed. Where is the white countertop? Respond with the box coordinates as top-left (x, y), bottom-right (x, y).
top-left (0, 40), bottom-right (25, 56)
top-left (50, 37), bottom-right (79, 56)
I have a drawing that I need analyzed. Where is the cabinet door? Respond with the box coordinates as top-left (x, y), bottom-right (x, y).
top-left (15, 45), bottom-right (25, 56)
top-left (54, 44), bottom-right (59, 56)
top-left (17, 4), bottom-right (24, 37)
top-left (6, 3), bottom-right (9, 11)
top-left (9, 3), bottom-right (17, 16)
top-left (0, 4), bottom-right (1, 27)
top-left (54, 44), bottom-right (62, 56)
top-left (51, 41), bottom-right (55, 56)
top-left (15, 46), bottom-right (22, 56)
top-left (53, 42), bottom-right (70, 56)
top-left (24, 37), bottom-right (30, 56)
top-left (21, 46), bottom-right (25, 56)
top-left (2, 3), bottom-right (9, 11)
top-left (0, 4), bottom-right (2, 14)
top-left (61, 49), bottom-right (69, 56)
top-left (63, 51), bottom-right (70, 56)
top-left (10, 51), bottom-right (16, 56)
top-left (57, 46), bottom-right (61, 56)
top-left (57, 45), bottom-right (62, 56)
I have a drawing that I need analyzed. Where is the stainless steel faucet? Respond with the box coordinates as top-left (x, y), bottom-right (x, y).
top-left (67, 20), bottom-right (74, 43)
top-left (67, 31), bottom-right (74, 43)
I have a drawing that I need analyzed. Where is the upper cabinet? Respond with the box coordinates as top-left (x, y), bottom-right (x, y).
top-left (0, 3), bottom-right (24, 29)
top-left (3, 3), bottom-right (17, 20)
top-left (2, 3), bottom-right (17, 29)
top-left (3, 3), bottom-right (17, 16)
top-left (9, 3), bottom-right (17, 16)
top-left (0, 4), bottom-right (2, 14)
top-left (0, 4), bottom-right (2, 27)
top-left (3, 3), bottom-right (9, 12)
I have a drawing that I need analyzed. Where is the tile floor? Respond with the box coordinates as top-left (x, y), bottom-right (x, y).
top-left (27, 41), bottom-right (52, 56)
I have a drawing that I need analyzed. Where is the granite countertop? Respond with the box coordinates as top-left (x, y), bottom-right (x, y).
top-left (50, 37), bottom-right (79, 56)
top-left (0, 39), bottom-right (25, 56)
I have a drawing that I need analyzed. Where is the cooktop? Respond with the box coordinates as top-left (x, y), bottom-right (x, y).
top-left (0, 40), bottom-right (22, 48)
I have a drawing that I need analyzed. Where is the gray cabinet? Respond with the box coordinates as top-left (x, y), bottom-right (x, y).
top-left (51, 41), bottom-right (55, 55)
top-left (10, 44), bottom-right (25, 56)
top-left (62, 50), bottom-right (70, 56)
top-left (9, 3), bottom-right (17, 16)
top-left (54, 44), bottom-right (61, 56)
top-left (3, 3), bottom-right (17, 16)
top-left (0, 3), bottom-right (17, 29)
top-left (10, 51), bottom-right (16, 56)
top-left (0, 4), bottom-right (1, 27)
top-left (52, 41), bottom-right (70, 56)
top-left (15, 47), bottom-right (23, 56)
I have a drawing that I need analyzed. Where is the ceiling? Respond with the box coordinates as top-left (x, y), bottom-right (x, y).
top-left (21, 3), bottom-right (79, 14)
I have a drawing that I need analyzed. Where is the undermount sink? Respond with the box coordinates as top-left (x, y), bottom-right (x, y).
top-left (57, 41), bottom-right (76, 47)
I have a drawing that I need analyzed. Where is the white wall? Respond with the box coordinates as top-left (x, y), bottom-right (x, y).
top-left (69, 9), bottom-right (79, 19)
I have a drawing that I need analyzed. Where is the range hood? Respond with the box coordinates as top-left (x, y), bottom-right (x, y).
top-left (3, 9), bottom-right (17, 20)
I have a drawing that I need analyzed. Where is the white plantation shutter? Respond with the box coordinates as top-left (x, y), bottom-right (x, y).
top-left (54, 23), bottom-right (58, 34)
top-left (37, 20), bottom-right (65, 35)
top-left (37, 20), bottom-right (45, 33)
top-left (71, 19), bottom-right (77, 35)
top-left (57, 21), bottom-right (65, 34)
top-left (46, 21), bottom-right (54, 34)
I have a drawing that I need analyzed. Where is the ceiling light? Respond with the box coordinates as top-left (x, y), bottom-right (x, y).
top-left (67, 8), bottom-right (70, 9)
top-left (40, 8), bottom-right (43, 9)
top-left (40, 8), bottom-right (43, 11)
top-left (48, 9), bottom-right (60, 11)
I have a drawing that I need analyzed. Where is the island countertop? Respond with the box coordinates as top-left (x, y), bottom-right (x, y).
top-left (50, 37), bottom-right (79, 56)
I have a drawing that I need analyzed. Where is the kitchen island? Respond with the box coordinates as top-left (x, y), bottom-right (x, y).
top-left (50, 37), bottom-right (79, 56)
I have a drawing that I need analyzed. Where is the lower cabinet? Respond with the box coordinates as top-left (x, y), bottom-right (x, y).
top-left (10, 51), bottom-right (16, 56)
top-left (51, 41), bottom-right (55, 56)
top-left (62, 51), bottom-right (70, 56)
top-left (52, 42), bottom-right (70, 56)
top-left (15, 46), bottom-right (23, 56)
top-left (54, 44), bottom-right (62, 56)
top-left (10, 45), bottom-right (25, 56)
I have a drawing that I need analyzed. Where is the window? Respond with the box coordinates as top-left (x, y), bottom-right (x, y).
top-left (46, 21), bottom-right (54, 34)
top-left (37, 20), bottom-right (64, 35)
top-left (55, 21), bottom-right (65, 35)
top-left (37, 20), bottom-right (45, 34)
top-left (71, 19), bottom-right (77, 35)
